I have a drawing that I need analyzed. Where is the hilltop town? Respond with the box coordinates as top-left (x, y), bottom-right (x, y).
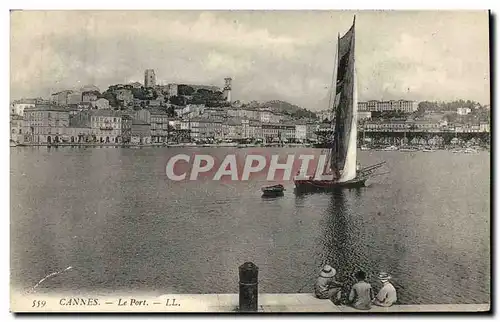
top-left (10, 69), bottom-right (490, 148)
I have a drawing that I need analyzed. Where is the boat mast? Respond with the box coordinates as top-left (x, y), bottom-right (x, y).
top-left (324, 33), bottom-right (341, 173)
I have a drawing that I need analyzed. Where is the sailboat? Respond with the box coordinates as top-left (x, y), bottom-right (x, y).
top-left (294, 17), bottom-right (385, 193)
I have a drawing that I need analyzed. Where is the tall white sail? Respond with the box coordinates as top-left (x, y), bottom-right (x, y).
top-left (330, 17), bottom-right (357, 183)
top-left (338, 67), bottom-right (357, 182)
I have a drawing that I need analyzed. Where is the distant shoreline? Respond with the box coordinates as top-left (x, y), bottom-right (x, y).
top-left (10, 143), bottom-right (489, 152)
top-left (10, 143), bottom-right (309, 148)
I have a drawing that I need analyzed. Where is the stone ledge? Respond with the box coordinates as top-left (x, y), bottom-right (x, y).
top-left (159, 293), bottom-right (490, 313)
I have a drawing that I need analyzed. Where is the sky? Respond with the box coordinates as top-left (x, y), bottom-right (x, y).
top-left (10, 10), bottom-right (490, 110)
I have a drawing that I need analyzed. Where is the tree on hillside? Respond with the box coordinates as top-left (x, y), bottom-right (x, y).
top-left (196, 88), bottom-right (213, 97)
top-left (83, 90), bottom-right (101, 97)
top-left (293, 108), bottom-right (317, 119)
top-left (177, 85), bottom-right (195, 96)
top-left (212, 91), bottom-right (224, 101)
top-left (247, 100), bottom-right (260, 108)
top-left (132, 87), bottom-right (148, 100)
top-left (372, 110), bottom-right (409, 119)
top-left (443, 113), bottom-right (458, 123)
top-left (107, 84), bottom-right (125, 92)
top-left (418, 99), bottom-right (482, 114)
top-left (417, 101), bottom-right (439, 113)
top-left (166, 105), bottom-right (175, 117)
top-left (100, 91), bottom-right (119, 108)
top-left (189, 90), bottom-right (208, 105)
top-left (146, 87), bottom-right (158, 100)
top-left (169, 95), bottom-right (186, 106)
top-left (132, 86), bottom-right (158, 101)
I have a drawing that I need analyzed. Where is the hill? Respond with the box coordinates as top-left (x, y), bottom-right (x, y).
top-left (260, 100), bottom-right (318, 119)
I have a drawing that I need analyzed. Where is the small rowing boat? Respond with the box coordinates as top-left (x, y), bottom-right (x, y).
top-left (261, 184), bottom-right (285, 197)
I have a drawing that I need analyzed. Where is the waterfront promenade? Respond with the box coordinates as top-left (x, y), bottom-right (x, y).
top-left (12, 293), bottom-right (489, 313)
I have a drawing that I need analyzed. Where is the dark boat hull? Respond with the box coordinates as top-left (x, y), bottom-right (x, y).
top-left (294, 178), bottom-right (366, 193)
top-left (261, 191), bottom-right (285, 198)
top-left (261, 184), bottom-right (285, 197)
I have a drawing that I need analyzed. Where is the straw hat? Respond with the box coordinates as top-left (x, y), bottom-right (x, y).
top-left (320, 265), bottom-right (336, 278)
top-left (378, 272), bottom-right (392, 282)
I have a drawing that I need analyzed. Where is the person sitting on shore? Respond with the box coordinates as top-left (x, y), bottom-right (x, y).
top-left (372, 272), bottom-right (397, 307)
top-left (314, 265), bottom-right (343, 304)
top-left (348, 270), bottom-right (373, 310)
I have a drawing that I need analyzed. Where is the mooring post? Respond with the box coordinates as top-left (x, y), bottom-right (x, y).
top-left (239, 262), bottom-right (259, 312)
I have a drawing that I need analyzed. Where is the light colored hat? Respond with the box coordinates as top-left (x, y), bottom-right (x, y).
top-left (378, 272), bottom-right (392, 281)
top-left (320, 265), bottom-right (336, 278)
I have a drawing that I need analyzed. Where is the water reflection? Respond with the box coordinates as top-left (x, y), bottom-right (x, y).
top-left (354, 187), bottom-right (362, 199)
top-left (293, 190), bottom-right (306, 207)
top-left (318, 190), bottom-right (367, 297)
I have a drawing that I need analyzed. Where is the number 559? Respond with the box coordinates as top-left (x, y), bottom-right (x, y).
top-left (32, 300), bottom-right (46, 308)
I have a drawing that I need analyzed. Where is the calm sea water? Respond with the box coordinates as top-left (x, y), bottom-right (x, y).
top-left (10, 147), bottom-right (490, 304)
